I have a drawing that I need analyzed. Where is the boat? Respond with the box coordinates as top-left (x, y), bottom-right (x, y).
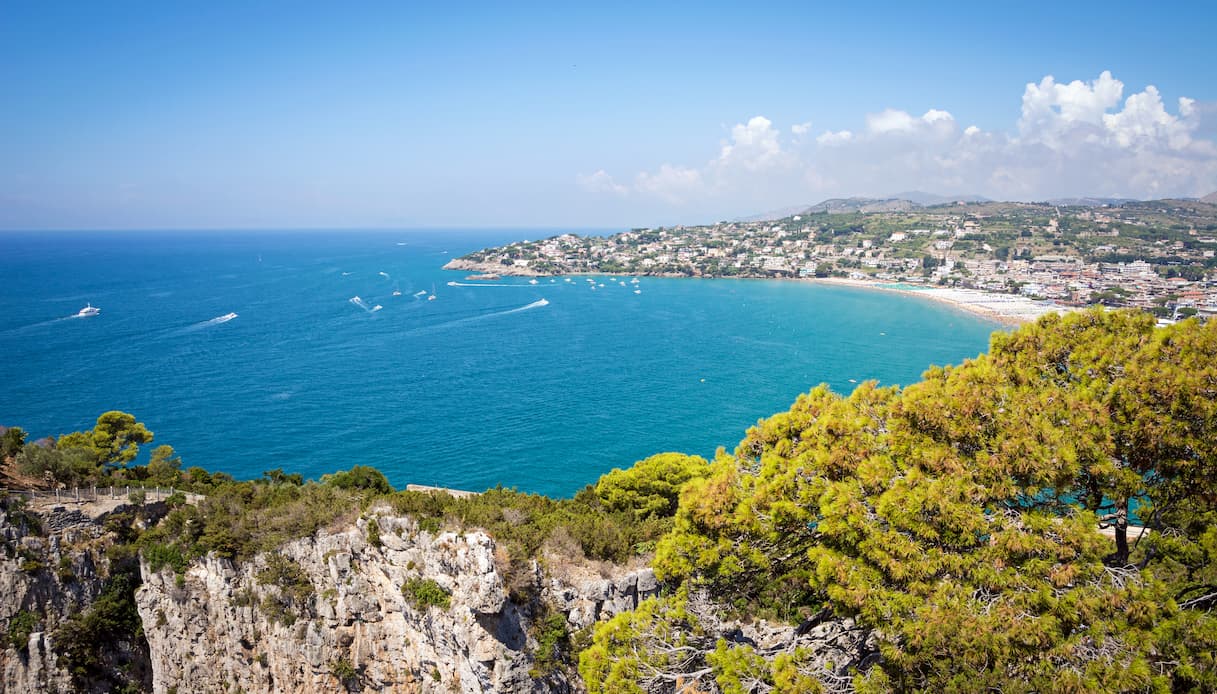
top-left (392, 289), bottom-right (402, 296)
top-left (529, 279), bottom-right (539, 285)
top-left (428, 284), bottom-right (437, 301)
top-left (76, 303), bottom-right (100, 318)
top-left (634, 289), bottom-right (641, 294)
top-left (219, 312), bottom-right (238, 321)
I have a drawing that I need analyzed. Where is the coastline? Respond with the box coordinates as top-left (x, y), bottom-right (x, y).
top-left (797, 277), bottom-right (1069, 326)
top-left (443, 258), bottom-right (1067, 326)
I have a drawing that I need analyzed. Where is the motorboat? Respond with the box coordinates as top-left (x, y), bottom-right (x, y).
top-left (76, 303), bottom-right (100, 317)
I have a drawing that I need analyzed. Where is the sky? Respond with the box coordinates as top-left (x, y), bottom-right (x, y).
top-left (2, 1), bottom-right (1216, 230)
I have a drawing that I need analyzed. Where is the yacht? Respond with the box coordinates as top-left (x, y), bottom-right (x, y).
top-left (76, 303), bottom-right (100, 318)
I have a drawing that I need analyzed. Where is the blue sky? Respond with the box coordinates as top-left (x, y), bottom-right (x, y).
top-left (2, 1), bottom-right (1216, 229)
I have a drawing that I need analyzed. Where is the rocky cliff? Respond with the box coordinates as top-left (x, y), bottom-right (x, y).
top-left (1, 499), bottom-right (152, 693)
top-left (3, 497), bottom-right (866, 693)
top-left (135, 505), bottom-right (659, 693)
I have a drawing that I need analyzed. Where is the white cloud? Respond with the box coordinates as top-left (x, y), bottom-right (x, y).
top-left (579, 71), bottom-right (1217, 212)
top-left (1102, 87), bottom-right (1193, 150)
top-left (866, 108), bottom-right (917, 134)
top-left (576, 169), bottom-right (628, 195)
top-left (816, 129), bottom-right (854, 146)
top-left (633, 164), bottom-right (703, 204)
top-left (718, 116), bottom-right (784, 171)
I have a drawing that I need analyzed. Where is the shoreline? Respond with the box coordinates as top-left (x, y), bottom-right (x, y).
top-left (443, 258), bottom-right (1068, 326)
top-left (796, 276), bottom-right (1069, 326)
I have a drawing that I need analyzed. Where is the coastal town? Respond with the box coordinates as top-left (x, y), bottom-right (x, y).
top-left (446, 196), bottom-right (1217, 323)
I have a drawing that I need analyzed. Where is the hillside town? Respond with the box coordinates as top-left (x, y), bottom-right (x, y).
top-left (447, 198), bottom-right (1217, 321)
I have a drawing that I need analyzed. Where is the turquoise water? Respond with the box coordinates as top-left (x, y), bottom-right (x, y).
top-left (0, 230), bottom-right (1001, 496)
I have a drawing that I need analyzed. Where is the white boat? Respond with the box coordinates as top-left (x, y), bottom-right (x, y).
top-left (219, 312), bottom-right (238, 321)
top-left (392, 289), bottom-right (402, 296)
top-left (76, 303), bottom-right (100, 318)
top-left (634, 289), bottom-right (641, 294)
top-left (529, 279), bottom-right (539, 285)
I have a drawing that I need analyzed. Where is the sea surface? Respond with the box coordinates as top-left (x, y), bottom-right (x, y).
top-left (0, 230), bottom-right (1002, 497)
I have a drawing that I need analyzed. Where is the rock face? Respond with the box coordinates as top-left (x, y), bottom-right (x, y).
top-left (136, 508), bottom-right (661, 693)
top-left (5, 498), bottom-right (868, 693)
top-left (0, 501), bottom-right (150, 693)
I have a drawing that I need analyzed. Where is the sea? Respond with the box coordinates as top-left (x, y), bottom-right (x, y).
top-left (0, 229), bottom-right (1002, 497)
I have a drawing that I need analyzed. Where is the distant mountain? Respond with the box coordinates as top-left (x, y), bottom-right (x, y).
top-left (1202, 191), bottom-right (1217, 204)
top-left (888, 191), bottom-right (991, 206)
top-left (805, 197), bottom-right (921, 214)
top-left (1046, 197), bottom-right (1141, 207)
top-left (734, 204), bottom-right (814, 223)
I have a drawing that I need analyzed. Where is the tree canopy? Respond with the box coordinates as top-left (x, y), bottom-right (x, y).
top-left (56, 410), bottom-right (153, 470)
top-left (586, 309), bottom-right (1217, 692)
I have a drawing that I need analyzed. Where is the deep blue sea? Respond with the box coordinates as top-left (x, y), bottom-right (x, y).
top-left (0, 230), bottom-right (1002, 496)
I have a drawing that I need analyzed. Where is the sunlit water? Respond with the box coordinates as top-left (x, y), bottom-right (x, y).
top-left (0, 230), bottom-right (1001, 496)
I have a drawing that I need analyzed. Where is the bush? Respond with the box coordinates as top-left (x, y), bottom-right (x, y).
top-left (143, 542), bottom-right (188, 574)
top-left (594, 452), bottom-right (709, 520)
top-left (324, 465), bottom-right (393, 494)
top-left (7, 610), bottom-right (38, 651)
top-left (530, 612), bottom-right (570, 676)
top-left (330, 657), bottom-right (359, 684)
top-left (366, 517), bottom-right (382, 548)
top-left (402, 578), bottom-right (451, 610)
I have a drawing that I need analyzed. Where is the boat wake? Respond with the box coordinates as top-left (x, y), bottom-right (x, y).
top-left (407, 298), bottom-right (549, 334)
top-left (170, 314), bottom-right (238, 336)
top-left (445, 281), bottom-right (553, 288)
top-left (349, 296), bottom-right (383, 313)
top-left (177, 312), bottom-right (239, 334)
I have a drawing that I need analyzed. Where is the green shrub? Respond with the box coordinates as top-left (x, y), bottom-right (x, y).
top-left (7, 610), bottom-right (38, 651)
top-left (402, 578), bottom-right (451, 610)
top-left (143, 542), bottom-right (188, 574)
top-left (323, 465), bottom-right (393, 494)
top-left (56, 556), bottom-right (76, 583)
top-left (530, 612), bottom-right (570, 676)
top-left (366, 517), bottom-right (382, 548)
top-left (330, 657), bottom-right (359, 684)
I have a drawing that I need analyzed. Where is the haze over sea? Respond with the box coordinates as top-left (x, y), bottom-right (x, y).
top-left (1, 230), bottom-right (1000, 496)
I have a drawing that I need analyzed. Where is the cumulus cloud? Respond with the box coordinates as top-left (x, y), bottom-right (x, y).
top-left (717, 116), bottom-right (784, 171)
top-left (579, 71), bottom-right (1217, 211)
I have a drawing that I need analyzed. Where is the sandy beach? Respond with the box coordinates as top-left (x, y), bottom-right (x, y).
top-left (804, 277), bottom-right (1071, 325)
